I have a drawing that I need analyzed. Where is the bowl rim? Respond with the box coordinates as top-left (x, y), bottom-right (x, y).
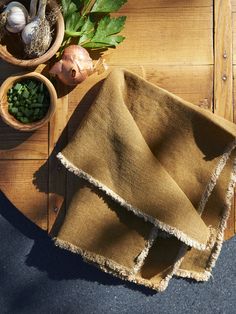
top-left (0, 72), bottom-right (57, 131)
top-left (0, 0), bottom-right (65, 67)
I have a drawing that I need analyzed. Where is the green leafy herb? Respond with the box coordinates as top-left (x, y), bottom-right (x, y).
top-left (91, 0), bottom-right (127, 13)
top-left (61, 0), bottom-right (127, 50)
top-left (81, 15), bottom-right (126, 48)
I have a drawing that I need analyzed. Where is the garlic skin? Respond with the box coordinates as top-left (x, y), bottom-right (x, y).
top-left (21, 0), bottom-right (52, 57)
top-left (29, 0), bottom-right (38, 20)
top-left (49, 45), bottom-right (94, 86)
top-left (21, 19), bottom-right (39, 45)
top-left (5, 2), bottom-right (29, 33)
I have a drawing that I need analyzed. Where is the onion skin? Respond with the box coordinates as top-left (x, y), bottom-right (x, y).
top-left (49, 45), bottom-right (94, 86)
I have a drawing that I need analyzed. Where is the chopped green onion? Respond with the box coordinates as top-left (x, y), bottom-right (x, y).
top-left (7, 79), bottom-right (50, 124)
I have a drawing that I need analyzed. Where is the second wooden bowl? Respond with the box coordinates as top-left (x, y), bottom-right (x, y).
top-left (0, 72), bottom-right (57, 131)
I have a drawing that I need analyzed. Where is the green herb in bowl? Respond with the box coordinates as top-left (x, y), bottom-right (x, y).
top-left (7, 79), bottom-right (50, 124)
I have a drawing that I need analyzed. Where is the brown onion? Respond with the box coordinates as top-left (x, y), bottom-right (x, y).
top-left (49, 45), bottom-right (94, 86)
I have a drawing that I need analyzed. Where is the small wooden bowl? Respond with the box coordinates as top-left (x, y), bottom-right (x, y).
top-left (0, 0), bottom-right (64, 67)
top-left (0, 72), bottom-right (57, 131)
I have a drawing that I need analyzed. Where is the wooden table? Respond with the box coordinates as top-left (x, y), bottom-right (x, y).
top-left (0, 0), bottom-right (235, 239)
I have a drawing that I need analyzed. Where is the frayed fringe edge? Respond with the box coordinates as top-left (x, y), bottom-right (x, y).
top-left (174, 155), bottom-right (236, 281)
top-left (53, 237), bottom-right (170, 292)
top-left (130, 226), bottom-right (159, 275)
top-left (56, 139), bottom-right (236, 288)
top-left (131, 138), bottom-right (236, 284)
top-left (56, 152), bottom-right (208, 251)
top-left (53, 237), bottom-right (130, 277)
top-left (198, 139), bottom-right (236, 215)
top-left (156, 243), bottom-right (189, 291)
top-left (206, 157), bottom-right (236, 271)
top-left (175, 268), bottom-right (212, 281)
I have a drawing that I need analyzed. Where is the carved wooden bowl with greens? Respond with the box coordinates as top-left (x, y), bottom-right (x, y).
top-left (0, 72), bottom-right (57, 131)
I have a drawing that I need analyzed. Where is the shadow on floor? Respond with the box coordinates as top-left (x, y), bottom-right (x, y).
top-left (0, 191), bottom-right (156, 296)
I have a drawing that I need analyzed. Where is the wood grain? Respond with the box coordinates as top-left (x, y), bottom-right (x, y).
top-left (107, 6), bottom-right (213, 66)
top-left (214, 0), bottom-right (234, 239)
top-left (0, 160), bottom-right (48, 230)
top-left (214, 0), bottom-right (233, 121)
top-left (143, 65), bottom-right (213, 108)
top-left (231, 0), bottom-right (236, 12)
top-left (48, 82), bottom-right (68, 231)
top-left (120, 0), bottom-right (212, 9)
top-left (0, 122), bottom-right (48, 159)
top-left (232, 12), bottom-right (236, 64)
top-left (231, 0), bottom-right (236, 64)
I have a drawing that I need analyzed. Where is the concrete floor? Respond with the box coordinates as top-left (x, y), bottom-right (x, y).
top-left (0, 191), bottom-right (236, 314)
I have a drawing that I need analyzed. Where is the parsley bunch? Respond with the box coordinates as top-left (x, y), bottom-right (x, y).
top-left (61, 0), bottom-right (127, 50)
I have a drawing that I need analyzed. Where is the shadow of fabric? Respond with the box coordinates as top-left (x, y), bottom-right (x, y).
top-left (31, 78), bottom-right (158, 293)
top-left (191, 114), bottom-right (234, 161)
top-left (0, 77), bottom-right (156, 295)
top-left (0, 191), bottom-right (155, 296)
top-left (32, 76), bottom-right (232, 285)
top-left (33, 79), bottom-right (105, 196)
top-left (4, 72), bottom-right (231, 295)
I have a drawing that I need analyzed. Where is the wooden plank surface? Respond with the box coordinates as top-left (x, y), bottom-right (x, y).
top-left (0, 160), bottom-right (48, 230)
top-left (120, 0), bottom-right (212, 8)
top-left (108, 6), bottom-right (213, 65)
top-left (0, 122), bottom-right (48, 159)
top-left (214, 0), bottom-right (233, 120)
top-left (48, 82), bottom-right (68, 230)
top-left (231, 0), bottom-right (236, 64)
top-left (214, 0), bottom-right (234, 239)
top-left (143, 65), bottom-right (213, 108)
top-left (1, 0), bottom-right (235, 239)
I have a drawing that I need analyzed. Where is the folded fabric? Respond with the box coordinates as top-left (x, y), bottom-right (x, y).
top-left (51, 69), bottom-right (236, 291)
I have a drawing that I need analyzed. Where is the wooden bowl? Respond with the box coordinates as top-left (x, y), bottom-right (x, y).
top-left (0, 0), bottom-right (64, 67)
top-left (0, 72), bottom-right (57, 131)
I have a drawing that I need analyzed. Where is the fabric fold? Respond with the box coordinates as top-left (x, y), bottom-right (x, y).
top-left (51, 69), bottom-right (236, 291)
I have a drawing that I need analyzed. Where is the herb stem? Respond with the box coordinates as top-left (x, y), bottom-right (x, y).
top-left (64, 30), bottom-right (83, 37)
top-left (81, 0), bottom-right (96, 16)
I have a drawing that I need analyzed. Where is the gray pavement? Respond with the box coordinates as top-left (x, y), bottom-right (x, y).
top-left (0, 191), bottom-right (235, 314)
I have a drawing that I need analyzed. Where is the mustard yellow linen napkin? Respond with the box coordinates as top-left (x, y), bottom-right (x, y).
top-left (52, 69), bottom-right (236, 291)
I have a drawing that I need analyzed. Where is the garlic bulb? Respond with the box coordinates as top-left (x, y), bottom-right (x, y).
top-left (22, 19), bottom-right (42, 45)
top-left (4, 1), bottom-right (29, 33)
top-left (22, 0), bottom-right (52, 57)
